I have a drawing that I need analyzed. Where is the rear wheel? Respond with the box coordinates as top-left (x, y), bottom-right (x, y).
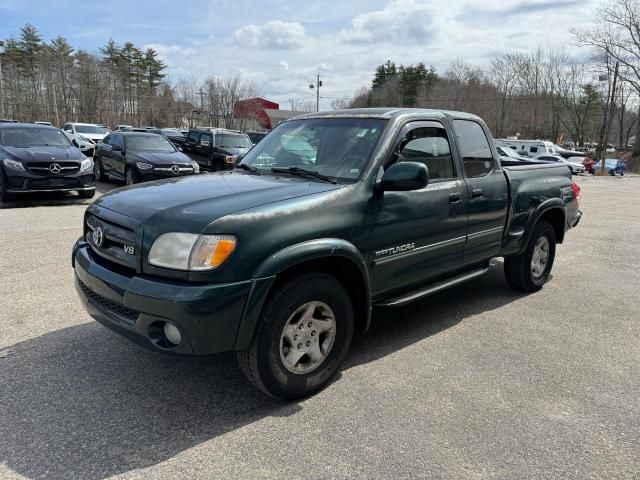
top-left (504, 220), bottom-right (556, 292)
top-left (237, 273), bottom-right (354, 400)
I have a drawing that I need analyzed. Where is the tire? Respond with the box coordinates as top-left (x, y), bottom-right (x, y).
top-left (125, 168), bottom-right (138, 185)
top-left (504, 220), bottom-right (556, 292)
top-left (78, 189), bottom-right (95, 199)
top-left (93, 157), bottom-right (104, 182)
top-left (237, 273), bottom-right (354, 400)
top-left (0, 172), bottom-right (16, 203)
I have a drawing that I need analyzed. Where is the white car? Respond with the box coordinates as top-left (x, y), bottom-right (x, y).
top-left (62, 122), bottom-right (108, 156)
top-left (534, 154), bottom-right (585, 174)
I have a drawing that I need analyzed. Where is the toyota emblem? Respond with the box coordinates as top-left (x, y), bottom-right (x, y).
top-left (170, 165), bottom-right (180, 175)
top-left (92, 227), bottom-right (104, 247)
top-left (49, 163), bottom-right (62, 174)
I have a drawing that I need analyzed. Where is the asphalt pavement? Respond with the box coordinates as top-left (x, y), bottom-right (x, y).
top-left (0, 176), bottom-right (638, 479)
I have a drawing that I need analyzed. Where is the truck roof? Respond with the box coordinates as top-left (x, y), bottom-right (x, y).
top-left (292, 108), bottom-right (484, 122)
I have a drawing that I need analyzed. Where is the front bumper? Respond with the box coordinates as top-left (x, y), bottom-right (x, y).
top-left (3, 167), bottom-right (95, 193)
top-left (73, 240), bottom-right (270, 355)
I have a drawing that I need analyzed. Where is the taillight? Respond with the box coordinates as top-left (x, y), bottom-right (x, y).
top-left (571, 182), bottom-right (581, 204)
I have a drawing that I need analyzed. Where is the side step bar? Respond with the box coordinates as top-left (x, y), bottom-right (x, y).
top-left (374, 266), bottom-right (489, 307)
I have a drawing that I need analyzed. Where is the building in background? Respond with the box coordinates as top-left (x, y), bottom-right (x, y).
top-left (234, 98), bottom-right (299, 131)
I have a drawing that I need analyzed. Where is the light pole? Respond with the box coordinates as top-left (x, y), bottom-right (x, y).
top-left (0, 40), bottom-right (5, 119)
top-left (309, 74), bottom-right (322, 112)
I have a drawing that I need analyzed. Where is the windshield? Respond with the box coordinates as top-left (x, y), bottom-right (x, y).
top-left (125, 134), bottom-right (176, 152)
top-left (161, 129), bottom-right (185, 138)
top-left (219, 133), bottom-right (251, 149)
top-left (239, 118), bottom-right (386, 182)
top-left (75, 124), bottom-right (105, 134)
top-left (0, 127), bottom-right (72, 147)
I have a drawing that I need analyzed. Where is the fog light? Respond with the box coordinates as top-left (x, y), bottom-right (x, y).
top-left (163, 323), bottom-right (182, 345)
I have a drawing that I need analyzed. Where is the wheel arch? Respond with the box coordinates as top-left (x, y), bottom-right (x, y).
top-left (522, 202), bottom-right (566, 253)
top-left (234, 239), bottom-right (371, 351)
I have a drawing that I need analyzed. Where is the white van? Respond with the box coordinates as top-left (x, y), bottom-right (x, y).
top-left (495, 139), bottom-right (557, 158)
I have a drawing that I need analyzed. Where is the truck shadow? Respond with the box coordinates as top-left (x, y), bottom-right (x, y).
top-left (0, 261), bottom-right (526, 479)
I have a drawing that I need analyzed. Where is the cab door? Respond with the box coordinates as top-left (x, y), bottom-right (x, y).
top-left (367, 121), bottom-right (468, 298)
top-left (451, 119), bottom-right (508, 266)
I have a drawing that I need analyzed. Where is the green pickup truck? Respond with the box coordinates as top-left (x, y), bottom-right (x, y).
top-left (72, 108), bottom-right (582, 399)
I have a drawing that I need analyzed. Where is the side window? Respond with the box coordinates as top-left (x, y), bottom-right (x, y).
top-left (397, 126), bottom-right (455, 180)
top-left (114, 135), bottom-right (124, 149)
top-left (103, 135), bottom-right (112, 145)
top-left (200, 133), bottom-right (212, 146)
top-left (63, 124), bottom-right (72, 132)
top-left (530, 146), bottom-right (538, 153)
top-left (452, 120), bottom-right (494, 178)
top-left (187, 130), bottom-right (199, 143)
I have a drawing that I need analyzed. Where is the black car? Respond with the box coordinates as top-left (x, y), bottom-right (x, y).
top-left (246, 130), bottom-right (268, 145)
top-left (93, 132), bottom-right (200, 185)
top-left (148, 128), bottom-right (187, 148)
top-left (183, 128), bottom-right (252, 171)
top-left (0, 123), bottom-right (95, 202)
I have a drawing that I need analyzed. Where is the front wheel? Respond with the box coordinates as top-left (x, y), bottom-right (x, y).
top-left (237, 273), bottom-right (354, 400)
top-left (504, 220), bottom-right (556, 292)
top-left (93, 157), bottom-right (104, 181)
top-left (0, 173), bottom-right (16, 203)
top-left (78, 188), bottom-right (95, 199)
top-left (125, 168), bottom-right (138, 185)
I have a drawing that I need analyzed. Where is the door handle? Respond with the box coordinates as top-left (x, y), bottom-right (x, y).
top-left (449, 192), bottom-right (462, 203)
top-left (472, 188), bottom-right (483, 198)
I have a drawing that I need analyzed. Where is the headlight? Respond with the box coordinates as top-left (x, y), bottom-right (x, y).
top-left (136, 161), bottom-right (153, 170)
top-left (80, 158), bottom-right (93, 171)
top-left (78, 135), bottom-right (94, 145)
top-left (148, 233), bottom-right (236, 271)
top-left (3, 159), bottom-right (25, 171)
top-left (224, 155), bottom-right (237, 164)
top-left (192, 162), bottom-right (200, 173)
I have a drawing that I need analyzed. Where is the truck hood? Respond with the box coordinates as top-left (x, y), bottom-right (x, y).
top-left (1, 145), bottom-right (84, 163)
top-left (93, 171), bottom-right (342, 233)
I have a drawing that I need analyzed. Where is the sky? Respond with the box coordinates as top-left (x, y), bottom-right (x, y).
top-left (0, 0), bottom-right (601, 109)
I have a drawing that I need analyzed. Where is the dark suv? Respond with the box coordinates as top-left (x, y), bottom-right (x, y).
top-left (0, 123), bottom-right (95, 202)
top-left (183, 128), bottom-right (252, 171)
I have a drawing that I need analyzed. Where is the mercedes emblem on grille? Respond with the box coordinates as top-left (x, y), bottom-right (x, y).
top-left (170, 165), bottom-right (180, 175)
top-left (92, 226), bottom-right (104, 247)
top-left (49, 163), bottom-right (62, 174)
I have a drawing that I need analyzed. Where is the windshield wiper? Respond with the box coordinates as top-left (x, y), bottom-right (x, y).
top-left (235, 163), bottom-right (261, 175)
top-left (271, 167), bottom-right (337, 184)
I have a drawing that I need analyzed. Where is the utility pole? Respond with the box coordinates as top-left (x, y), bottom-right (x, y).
top-left (309, 74), bottom-right (322, 112)
top-left (0, 40), bottom-right (5, 119)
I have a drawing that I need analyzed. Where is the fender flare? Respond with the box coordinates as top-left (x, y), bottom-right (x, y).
top-left (520, 200), bottom-right (566, 254)
top-left (234, 238), bottom-right (371, 350)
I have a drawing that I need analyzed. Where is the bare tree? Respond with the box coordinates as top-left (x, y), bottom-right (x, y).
top-left (573, 0), bottom-right (640, 157)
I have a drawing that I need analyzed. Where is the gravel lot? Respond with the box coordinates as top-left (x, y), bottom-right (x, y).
top-left (0, 176), bottom-right (638, 479)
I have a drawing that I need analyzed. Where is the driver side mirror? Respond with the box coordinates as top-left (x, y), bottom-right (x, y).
top-left (112, 144), bottom-right (122, 152)
top-left (380, 162), bottom-right (429, 192)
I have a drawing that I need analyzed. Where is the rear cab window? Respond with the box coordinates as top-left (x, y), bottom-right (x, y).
top-left (452, 119), bottom-right (495, 178)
